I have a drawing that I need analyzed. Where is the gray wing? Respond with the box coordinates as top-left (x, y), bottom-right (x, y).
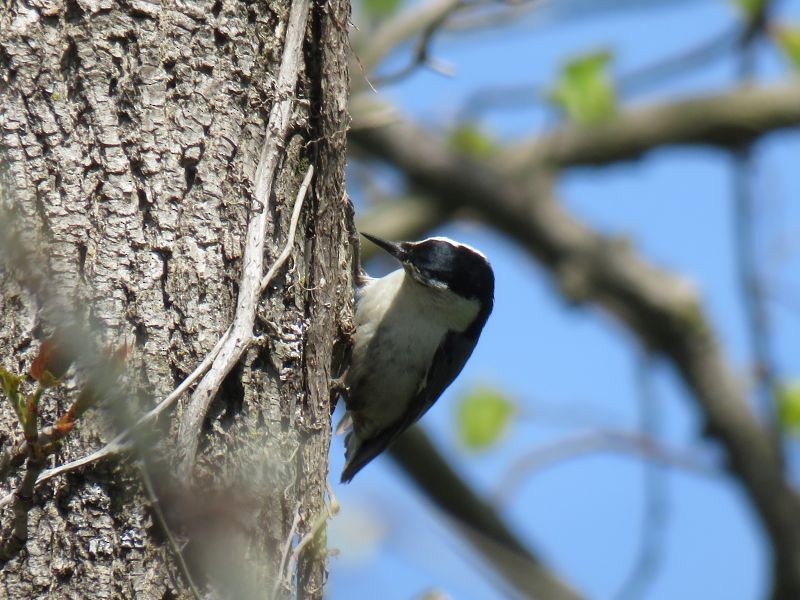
top-left (341, 330), bottom-right (477, 482)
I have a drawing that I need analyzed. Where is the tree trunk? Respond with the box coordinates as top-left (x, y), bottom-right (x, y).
top-left (0, 0), bottom-right (352, 597)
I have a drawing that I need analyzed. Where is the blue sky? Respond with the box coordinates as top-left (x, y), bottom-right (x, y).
top-left (328, 1), bottom-right (800, 598)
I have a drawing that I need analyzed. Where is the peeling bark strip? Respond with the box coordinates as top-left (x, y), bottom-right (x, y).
top-left (0, 0), bottom-right (352, 598)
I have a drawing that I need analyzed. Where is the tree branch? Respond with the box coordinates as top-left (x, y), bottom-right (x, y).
top-left (390, 427), bottom-right (583, 600)
top-left (368, 1), bottom-right (463, 86)
top-left (615, 354), bottom-right (668, 600)
top-left (731, 2), bottom-right (782, 436)
top-left (355, 0), bottom-right (462, 75)
top-left (491, 429), bottom-right (715, 507)
top-left (0, 456), bottom-right (44, 563)
top-left (504, 83), bottom-right (800, 170)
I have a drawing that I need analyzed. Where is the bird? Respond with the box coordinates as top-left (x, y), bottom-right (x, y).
top-left (338, 233), bottom-right (494, 482)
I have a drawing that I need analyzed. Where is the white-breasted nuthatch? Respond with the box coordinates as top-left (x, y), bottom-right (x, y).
top-left (338, 233), bottom-right (494, 482)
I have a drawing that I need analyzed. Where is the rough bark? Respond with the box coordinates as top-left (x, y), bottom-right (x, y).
top-left (0, 0), bottom-right (351, 598)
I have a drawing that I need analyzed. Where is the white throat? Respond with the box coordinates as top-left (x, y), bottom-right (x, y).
top-left (360, 269), bottom-right (480, 333)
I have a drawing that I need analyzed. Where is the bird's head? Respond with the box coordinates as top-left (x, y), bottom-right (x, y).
top-left (362, 233), bottom-right (494, 303)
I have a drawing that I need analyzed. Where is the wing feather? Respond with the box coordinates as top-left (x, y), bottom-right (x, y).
top-left (340, 331), bottom-right (477, 482)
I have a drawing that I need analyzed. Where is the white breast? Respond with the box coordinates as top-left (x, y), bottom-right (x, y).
top-left (346, 269), bottom-right (480, 438)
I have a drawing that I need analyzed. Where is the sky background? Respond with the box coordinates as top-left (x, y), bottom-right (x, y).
top-left (326, 1), bottom-right (800, 598)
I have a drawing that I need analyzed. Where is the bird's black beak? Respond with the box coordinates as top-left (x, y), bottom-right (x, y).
top-left (361, 232), bottom-right (406, 261)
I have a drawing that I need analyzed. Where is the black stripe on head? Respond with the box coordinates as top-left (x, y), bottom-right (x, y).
top-left (404, 238), bottom-right (494, 303)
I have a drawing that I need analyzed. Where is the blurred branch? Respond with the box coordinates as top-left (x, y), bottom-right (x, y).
top-left (733, 148), bottom-right (781, 433)
top-left (504, 83), bottom-right (800, 170)
top-left (356, 196), bottom-right (451, 259)
top-left (349, 96), bottom-right (800, 597)
top-left (614, 354), bottom-right (668, 600)
top-left (443, 0), bottom-right (545, 32)
top-left (356, 1), bottom-right (549, 89)
top-left (369, 1), bottom-right (464, 86)
top-left (619, 1), bottom-right (773, 97)
top-left (491, 429), bottom-right (713, 506)
top-left (458, 26), bottom-right (738, 120)
top-left (458, 83), bottom-right (545, 121)
top-left (732, 1), bottom-right (782, 436)
top-left (356, 0), bottom-right (462, 75)
top-left (617, 26), bottom-right (738, 96)
top-left (455, 4), bottom-right (775, 121)
top-left (390, 427), bottom-right (583, 600)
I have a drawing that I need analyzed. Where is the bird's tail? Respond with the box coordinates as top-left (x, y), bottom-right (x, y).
top-left (341, 431), bottom-right (363, 483)
top-left (341, 431), bottom-right (393, 483)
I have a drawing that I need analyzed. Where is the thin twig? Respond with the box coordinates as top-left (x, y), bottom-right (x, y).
top-left (260, 165), bottom-right (314, 293)
top-left (272, 508), bottom-right (301, 598)
top-left (614, 354), bottom-right (668, 600)
top-left (492, 430), bottom-right (716, 506)
top-left (732, 0), bottom-right (781, 437)
top-left (617, 26), bottom-right (738, 96)
top-left (369, 1), bottom-right (465, 87)
top-left (175, 0), bottom-right (312, 481)
top-left (25, 328), bottom-right (231, 491)
top-left (282, 484), bottom-right (340, 594)
top-left (458, 26), bottom-right (737, 120)
top-left (175, 159), bottom-right (312, 480)
top-left (138, 461), bottom-right (203, 600)
top-left (734, 146), bottom-right (781, 431)
top-left (356, 0), bottom-right (462, 74)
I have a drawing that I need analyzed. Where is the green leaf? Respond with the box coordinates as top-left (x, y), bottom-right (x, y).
top-left (728, 0), bottom-right (765, 20)
top-left (0, 367), bottom-right (21, 398)
top-left (362, 0), bottom-right (401, 20)
top-left (549, 50), bottom-right (617, 125)
top-left (448, 123), bottom-right (498, 159)
top-left (457, 386), bottom-right (515, 450)
top-left (23, 388), bottom-right (44, 440)
top-left (773, 24), bottom-right (800, 72)
top-left (0, 367), bottom-right (26, 423)
top-left (778, 380), bottom-right (800, 432)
